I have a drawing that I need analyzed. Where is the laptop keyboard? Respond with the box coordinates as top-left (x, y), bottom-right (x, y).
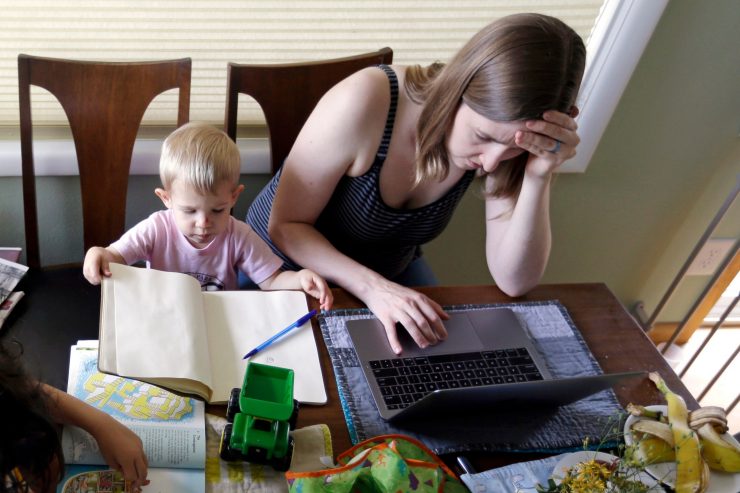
top-left (368, 348), bottom-right (543, 410)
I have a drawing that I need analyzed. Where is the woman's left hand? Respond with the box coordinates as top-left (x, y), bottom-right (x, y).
top-left (514, 108), bottom-right (580, 177)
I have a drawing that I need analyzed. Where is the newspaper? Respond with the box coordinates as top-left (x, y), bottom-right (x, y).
top-left (0, 257), bottom-right (28, 306)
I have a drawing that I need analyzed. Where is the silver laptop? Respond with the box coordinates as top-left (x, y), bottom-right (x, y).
top-left (346, 307), bottom-right (643, 421)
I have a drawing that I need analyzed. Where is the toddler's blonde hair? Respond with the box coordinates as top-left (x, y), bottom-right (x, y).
top-left (160, 122), bottom-right (241, 194)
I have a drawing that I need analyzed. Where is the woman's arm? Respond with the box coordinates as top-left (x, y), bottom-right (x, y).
top-left (268, 68), bottom-right (448, 353)
top-left (42, 384), bottom-right (149, 488)
top-left (484, 109), bottom-right (580, 296)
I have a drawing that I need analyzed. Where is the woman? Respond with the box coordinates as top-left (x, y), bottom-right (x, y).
top-left (247, 13), bottom-right (586, 354)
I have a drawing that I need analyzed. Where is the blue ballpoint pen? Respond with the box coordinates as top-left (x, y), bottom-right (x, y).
top-left (242, 309), bottom-right (318, 359)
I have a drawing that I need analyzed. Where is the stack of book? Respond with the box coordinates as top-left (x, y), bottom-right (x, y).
top-left (60, 340), bottom-right (207, 493)
top-left (0, 247), bottom-right (27, 330)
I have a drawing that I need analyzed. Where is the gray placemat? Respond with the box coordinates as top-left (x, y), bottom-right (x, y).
top-left (318, 301), bottom-right (624, 455)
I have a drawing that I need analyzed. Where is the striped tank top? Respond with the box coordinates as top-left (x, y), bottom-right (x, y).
top-left (246, 65), bottom-right (476, 279)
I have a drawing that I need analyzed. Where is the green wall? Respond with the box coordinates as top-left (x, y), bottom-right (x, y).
top-left (427, 0), bottom-right (740, 322)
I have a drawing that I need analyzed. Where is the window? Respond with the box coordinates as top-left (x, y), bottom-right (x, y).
top-left (0, 0), bottom-right (666, 174)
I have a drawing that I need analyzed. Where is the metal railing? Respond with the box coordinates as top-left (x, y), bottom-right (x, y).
top-left (636, 175), bottom-right (739, 416)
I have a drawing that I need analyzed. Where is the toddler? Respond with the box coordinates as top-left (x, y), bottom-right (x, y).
top-left (83, 122), bottom-right (332, 310)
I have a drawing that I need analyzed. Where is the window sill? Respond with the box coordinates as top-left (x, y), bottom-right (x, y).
top-left (0, 138), bottom-right (271, 177)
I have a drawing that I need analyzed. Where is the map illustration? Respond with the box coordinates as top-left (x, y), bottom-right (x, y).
top-left (72, 348), bottom-right (195, 423)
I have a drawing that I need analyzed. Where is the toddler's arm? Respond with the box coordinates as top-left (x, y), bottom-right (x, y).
top-left (83, 246), bottom-right (125, 285)
top-left (43, 383), bottom-right (149, 489)
top-left (258, 269), bottom-right (333, 311)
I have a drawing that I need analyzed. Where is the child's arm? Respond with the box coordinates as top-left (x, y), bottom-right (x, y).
top-left (42, 384), bottom-right (149, 489)
top-left (83, 246), bottom-right (125, 285)
top-left (258, 269), bottom-right (333, 311)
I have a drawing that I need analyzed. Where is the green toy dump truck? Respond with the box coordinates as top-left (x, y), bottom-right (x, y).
top-left (219, 362), bottom-right (299, 471)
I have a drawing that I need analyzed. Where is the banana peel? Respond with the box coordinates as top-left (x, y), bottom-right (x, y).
top-left (649, 371), bottom-right (708, 493)
top-left (628, 436), bottom-right (677, 465)
top-left (627, 402), bottom-right (668, 422)
top-left (631, 419), bottom-right (675, 447)
top-left (690, 406), bottom-right (730, 435)
top-left (696, 422), bottom-right (740, 473)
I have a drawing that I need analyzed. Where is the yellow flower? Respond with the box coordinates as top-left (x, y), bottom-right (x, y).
top-left (560, 460), bottom-right (612, 492)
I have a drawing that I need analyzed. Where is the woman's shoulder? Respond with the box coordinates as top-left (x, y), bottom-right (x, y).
top-left (300, 65), bottom-right (406, 157)
top-left (324, 64), bottom-right (406, 112)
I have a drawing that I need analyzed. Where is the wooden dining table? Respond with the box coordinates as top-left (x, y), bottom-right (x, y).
top-left (4, 268), bottom-right (696, 473)
top-left (297, 283), bottom-right (697, 470)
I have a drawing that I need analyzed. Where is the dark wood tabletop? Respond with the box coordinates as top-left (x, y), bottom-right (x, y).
top-left (3, 269), bottom-right (696, 473)
top-left (297, 284), bottom-right (697, 469)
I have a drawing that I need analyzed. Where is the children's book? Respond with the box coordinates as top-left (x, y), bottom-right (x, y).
top-left (58, 467), bottom-right (203, 493)
top-left (59, 341), bottom-right (205, 493)
top-left (97, 264), bottom-right (327, 405)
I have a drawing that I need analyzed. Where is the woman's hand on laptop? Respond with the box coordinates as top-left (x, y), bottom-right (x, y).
top-left (362, 280), bottom-right (449, 354)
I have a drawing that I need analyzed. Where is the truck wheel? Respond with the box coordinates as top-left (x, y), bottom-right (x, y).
top-left (226, 387), bottom-right (240, 423)
top-left (273, 436), bottom-right (294, 472)
top-left (219, 423), bottom-right (238, 461)
top-left (289, 399), bottom-right (300, 430)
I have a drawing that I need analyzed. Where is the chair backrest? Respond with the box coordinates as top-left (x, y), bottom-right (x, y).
top-left (224, 47), bottom-right (393, 175)
top-left (18, 54), bottom-right (191, 269)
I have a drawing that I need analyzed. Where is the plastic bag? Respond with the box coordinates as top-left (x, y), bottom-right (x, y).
top-left (285, 434), bottom-right (467, 493)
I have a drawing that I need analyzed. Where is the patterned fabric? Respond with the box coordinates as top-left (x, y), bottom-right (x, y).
top-left (246, 65), bottom-right (476, 279)
top-left (285, 435), bottom-right (467, 493)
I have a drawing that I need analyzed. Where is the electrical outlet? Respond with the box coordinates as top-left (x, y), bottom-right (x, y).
top-left (686, 238), bottom-right (736, 276)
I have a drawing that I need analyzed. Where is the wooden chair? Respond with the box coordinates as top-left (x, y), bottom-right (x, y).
top-left (224, 47), bottom-right (393, 175)
top-left (18, 54), bottom-right (191, 269)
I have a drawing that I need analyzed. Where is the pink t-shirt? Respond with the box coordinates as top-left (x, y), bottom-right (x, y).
top-left (111, 210), bottom-right (282, 290)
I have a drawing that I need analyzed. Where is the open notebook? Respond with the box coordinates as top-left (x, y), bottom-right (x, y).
top-left (98, 264), bottom-right (327, 404)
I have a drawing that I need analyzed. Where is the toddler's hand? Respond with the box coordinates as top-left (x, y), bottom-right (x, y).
top-left (297, 269), bottom-right (333, 311)
top-left (83, 247), bottom-right (122, 285)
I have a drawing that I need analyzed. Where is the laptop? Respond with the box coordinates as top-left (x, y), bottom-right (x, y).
top-left (346, 307), bottom-right (644, 421)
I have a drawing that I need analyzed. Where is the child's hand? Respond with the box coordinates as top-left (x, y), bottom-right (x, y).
top-left (83, 247), bottom-right (124, 285)
top-left (42, 384), bottom-right (150, 491)
top-left (297, 269), bottom-right (333, 311)
top-left (91, 418), bottom-right (150, 490)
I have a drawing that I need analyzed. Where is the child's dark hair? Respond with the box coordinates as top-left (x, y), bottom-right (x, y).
top-left (0, 340), bottom-right (64, 493)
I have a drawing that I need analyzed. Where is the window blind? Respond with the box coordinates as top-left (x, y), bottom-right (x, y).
top-left (0, 0), bottom-right (604, 127)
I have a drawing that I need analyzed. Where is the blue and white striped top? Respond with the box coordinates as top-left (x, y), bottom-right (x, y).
top-left (246, 65), bottom-right (476, 279)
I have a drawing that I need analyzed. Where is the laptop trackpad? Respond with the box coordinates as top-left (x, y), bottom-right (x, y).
top-left (396, 314), bottom-right (482, 357)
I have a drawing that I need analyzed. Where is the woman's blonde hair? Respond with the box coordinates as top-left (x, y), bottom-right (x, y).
top-left (407, 13), bottom-right (586, 199)
top-left (160, 122), bottom-right (241, 194)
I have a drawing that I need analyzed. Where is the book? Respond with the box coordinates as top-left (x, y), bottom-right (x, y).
top-left (0, 256), bottom-right (28, 306)
top-left (58, 467), bottom-right (203, 493)
top-left (98, 263), bottom-right (327, 405)
top-left (0, 291), bottom-right (24, 331)
top-left (0, 247), bottom-right (22, 263)
top-left (59, 468), bottom-right (134, 493)
top-left (60, 341), bottom-right (206, 493)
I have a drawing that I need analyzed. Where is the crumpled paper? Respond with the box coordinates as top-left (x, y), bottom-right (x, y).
top-left (205, 414), bottom-right (334, 493)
